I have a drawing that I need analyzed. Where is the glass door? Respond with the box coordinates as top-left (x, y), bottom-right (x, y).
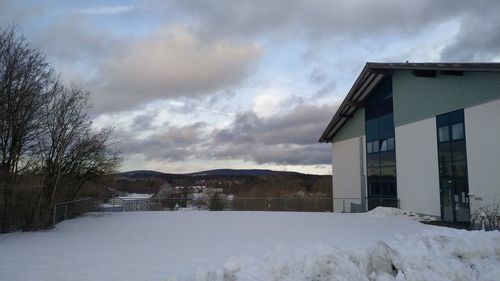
top-left (436, 109), bottom-right (470, 224)
top-left (440, 182), bottom-right (453, 222)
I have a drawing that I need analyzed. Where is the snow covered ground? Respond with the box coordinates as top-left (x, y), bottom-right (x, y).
top-left (0, 210), bottom-right (498, 281)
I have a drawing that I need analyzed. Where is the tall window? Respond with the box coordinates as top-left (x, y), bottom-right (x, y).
top-left (365, 78), bottom-right (397, 209)
top-left (436, 109), bottom-right (469, 223)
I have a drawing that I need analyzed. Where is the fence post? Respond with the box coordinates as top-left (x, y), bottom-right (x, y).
top-left (52, 205), bottom-right (56, 227)
top-left (285, 198), bottom-right (287, 211)
top-left (64, 203), bottom-right (68, 219)
top-left (342, 199), bottom-right (345, 213)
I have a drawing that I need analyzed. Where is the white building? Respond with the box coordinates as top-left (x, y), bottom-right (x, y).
top-left (319, 62), bottom-right (500, 224)
top-left (109, 193), bottom-right (153, 211)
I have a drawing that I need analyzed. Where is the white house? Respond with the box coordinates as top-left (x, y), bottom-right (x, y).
top-left (319, 62), bottom-right (500, 224)
top-left (109, 193), bottom-right (153, 211)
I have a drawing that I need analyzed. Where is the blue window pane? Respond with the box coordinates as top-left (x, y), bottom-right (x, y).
top-left (438, 126), bottom-right (449, 142)
top-left (372, 140), bottom-right (379, 152)
top-left (380, 139), bottom-right (388, 151)
top-left (367, 142), bottom-right (373, 153)
top-left (379, 114), bottom-right (394, 130)
top-left (387, 137), bottom-right (395, 151)
top-left (366, 119), bottom-right (379, 135)
top-left (452, 123), bottom-right (464, 140)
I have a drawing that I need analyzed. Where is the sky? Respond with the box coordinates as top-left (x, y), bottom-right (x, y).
top-left (1, 0), bottom-right (499, 175)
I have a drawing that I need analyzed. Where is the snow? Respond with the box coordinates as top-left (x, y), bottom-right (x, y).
top-left (118, 193), bottom-right (153, 199)
top-left (0, 210), bottom-right (498, 281)
top-left (367, 206), bottom-right (437, 221)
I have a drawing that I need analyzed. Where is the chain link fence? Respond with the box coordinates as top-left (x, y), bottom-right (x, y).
top-left (53, 198), bottom-right (98, 225)
top-left (96, 197), bottom-right (334, 212)
top-left (332, 197), bottom-right (400, 213)
top-left (53, 196), bottom-right (400, 227)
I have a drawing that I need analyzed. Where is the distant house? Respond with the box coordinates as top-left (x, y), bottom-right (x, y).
top-left (319, 62), bottom-right (500, 224)
top-left (109, 193), bottom-right (153, 211)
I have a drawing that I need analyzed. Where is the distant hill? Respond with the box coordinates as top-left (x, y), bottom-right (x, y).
top-left (113, 168), bottom-right (332, 198)
top-left (117, 170), bottom-right (176, 178)
top-left (117, 169), bottom-right (308, 178)
top-left (187, 169), bottom-right (304, 177)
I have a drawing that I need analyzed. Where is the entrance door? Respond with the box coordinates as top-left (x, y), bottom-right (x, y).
top-left (436, 109), bottom-right (470, 224)
top-left (440, 183), bottom-right (453, 222)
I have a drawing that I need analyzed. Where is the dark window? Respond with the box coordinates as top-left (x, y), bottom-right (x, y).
top-left (365, 78), bottom-right (397, 209)
top-left (380, 139), bottom-right (388, 151)
top-left (451, 141), bottom-right (467, 161)
top-left (367, 167), bottom-right (379, 177)
top-left (380, 151), bottom-right (396, 166)
top-left (387, 137), bottom-right (395, 150)
top-left (436, 109), bottom-right (470, 223)
top-left (438, 126), bottom-right (450, 142)
top-left (367, 154), bottom-right (379, 167)
top-left (367, 142), bottom-right (373, 153)
top-left (452, 123), bottom-right (464, 140)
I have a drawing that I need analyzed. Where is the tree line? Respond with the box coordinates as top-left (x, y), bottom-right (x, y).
top-left (0, 26), bottom-right (121, 232)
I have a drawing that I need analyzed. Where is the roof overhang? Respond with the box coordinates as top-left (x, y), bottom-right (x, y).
top-left (319, 62), bottom-right (500, 143)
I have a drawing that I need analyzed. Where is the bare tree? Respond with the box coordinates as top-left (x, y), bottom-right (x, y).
top-left (0, 26), bottom-right (121, 232)
top-left (0, 26), bottom-right (58, 231)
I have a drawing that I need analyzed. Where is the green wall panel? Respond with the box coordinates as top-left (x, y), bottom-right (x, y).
top-left (332, 107), bottom-right (365, 143)
top-left (393, 70), bottom-right (500, 126)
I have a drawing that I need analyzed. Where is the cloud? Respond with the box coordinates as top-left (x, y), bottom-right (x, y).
top-left (93, 26), bottom-right (263, 112)
top-left (0, 1), bottom-right (46, 26)
top-left (117, 122), bottom-right (208, 161)
top-left (440, 7), bottom-right (500, 61)
top-left (76, 5), bottom-right (135, 15)
top-left (148, 0), bottom-right (470, 40)
top-left (115, 103), bottom-right (337, 165)
top-left (32, 17), bottom-right (125, 62)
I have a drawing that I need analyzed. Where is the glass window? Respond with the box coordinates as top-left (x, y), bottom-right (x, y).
top-left (381, 182), bottom-right (389, 195)
top-left (367, 154), bottom-right (379, 167)
top-left (367, 167), bottom-right (380, 177)
top-left (389, 183), bottom-right (396, 196)
top-left (366, 119), bottom-right (379, 135)
top-left (387, 137), bottom-right (395, 151)
top-left (380, 166), bottom-right (396, 177)
top-left (452, 123), bottom-right (464, 140)
top-left (438, 142), bottom-right (452, 162)
top-left (450, 110), bottom-right (464, 124)
top-left (380, 151), bottom-right (396, 166)
top-left (452, 140), bottom-right (467, 161)
top-left (379, 101), bottom-right (393, 116)
top-left (439, 161), bottom-right (452, 178)
top-left (438, 126), bottom-right (449, 142)
top-left (379, 113), bottom-right (394, 130)
top-left (452, 160), bottom-right (467, 178)
top-left (373, 182), bottom-right (380, 194)
top-left (365, 78), bottom-right (397, 201)
top-left (380, 139), bottom-right (388, 151)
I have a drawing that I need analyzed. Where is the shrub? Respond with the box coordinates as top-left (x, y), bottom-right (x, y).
top-left (470, 202), bottom-right (500, 231)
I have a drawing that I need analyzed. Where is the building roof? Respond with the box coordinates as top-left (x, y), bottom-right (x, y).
top-left (116, 193), bottom-right (153, 200)
top-left (319, 62), bottom-right (500, 143)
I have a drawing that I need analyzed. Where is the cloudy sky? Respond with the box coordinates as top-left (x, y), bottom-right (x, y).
top-left (1, 0), bottom-right (499, 174)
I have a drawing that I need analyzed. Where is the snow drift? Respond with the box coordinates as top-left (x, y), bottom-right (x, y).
top-left (184, 229), bottom-right (500, 281)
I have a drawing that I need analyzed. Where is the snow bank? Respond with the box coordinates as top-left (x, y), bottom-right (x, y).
top-left (367, 207), bottom-right (436, 222)
top-left (188, 229), bottom-right (500, 281)
top-left (1, 211), bottom-right (496, 281)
